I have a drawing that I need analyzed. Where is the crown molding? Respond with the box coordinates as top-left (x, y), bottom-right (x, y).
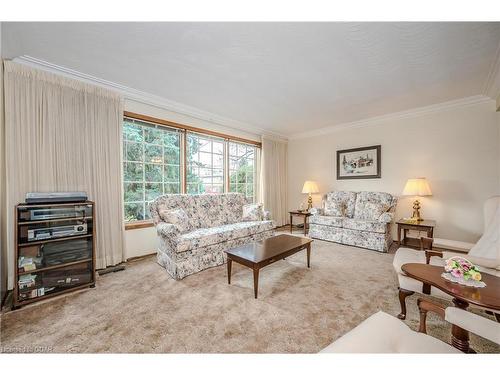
top-left (290, 95), bottom-right (493, 140)
top-left (10, 56), bottom-right (495, 141)
top-left (12, 55), bottom-right (288, 141)
top-left (483, 41), bottom-right (500, 99)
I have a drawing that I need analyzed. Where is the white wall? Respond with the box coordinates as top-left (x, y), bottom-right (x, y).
top-left (288, 99), bottom-right (500, 243)
top-left (122, 99), bottom-right (262, 259)
top-left (125, 227), bottom-right (158, 259)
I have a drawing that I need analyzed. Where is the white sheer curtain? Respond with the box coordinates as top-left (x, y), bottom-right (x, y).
top-left (259, 136), bottom-right (288, 226)
top-left (4, 61), bottom-right (125, 287)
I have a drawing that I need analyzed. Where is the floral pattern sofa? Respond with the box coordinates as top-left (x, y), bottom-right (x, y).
top-left (309, 191), bottom-right (398, 252)
top-left (150, 193), bottom-right (275, 280)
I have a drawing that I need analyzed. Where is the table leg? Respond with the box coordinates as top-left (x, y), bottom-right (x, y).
top-left (253, 268), bottom-right (259, 299)
top-left (290, 214), bottom-right (293, 233)
top-left (422, 282), bottom-right (431, 295)
top-left (418, 305), bottom-right (428, 334)
top-left (227, 258), bottom-right (232, 284)
top-left (306, 243), bottom-right (311, 268)
top-left (397, 288), bottom-right (414, 320)
top-left (303, 216), bottom-right (307, 236)
top-left (397, 225), bottom-right (401, 246)
top-left (451, 298), bottom-right (474, 353)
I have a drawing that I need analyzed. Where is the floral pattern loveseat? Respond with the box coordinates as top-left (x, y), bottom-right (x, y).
top-left (309, 191), bottom-right (398, 252)
top-left (150, 193), bottom-right (275, 280)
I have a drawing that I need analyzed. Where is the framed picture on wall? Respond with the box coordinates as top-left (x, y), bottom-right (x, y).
top-left (336, 145), bottom-right (381, 179)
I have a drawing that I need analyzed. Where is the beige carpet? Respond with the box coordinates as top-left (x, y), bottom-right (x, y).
top-left (1, 238), bottom-right (499, 353)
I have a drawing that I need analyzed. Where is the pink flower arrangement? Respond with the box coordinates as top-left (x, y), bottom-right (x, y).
top-left (444, 257), bottom-right (482, 282)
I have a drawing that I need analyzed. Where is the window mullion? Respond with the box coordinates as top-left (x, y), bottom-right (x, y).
top-left (182, 130), bottom-right (187, 194)
top-left (142, 127), bottom-right (146, 220)
top-left (224, 140), bottom-right (229, 193)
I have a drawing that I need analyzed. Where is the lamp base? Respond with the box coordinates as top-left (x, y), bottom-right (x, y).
top-left (411, 199), bottom-right (423, 221)
top-left (307, 194), bottom-right (313, 211)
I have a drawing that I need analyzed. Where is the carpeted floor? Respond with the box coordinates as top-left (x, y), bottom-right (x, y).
top-left (1, 237), bottom-right (498, 353)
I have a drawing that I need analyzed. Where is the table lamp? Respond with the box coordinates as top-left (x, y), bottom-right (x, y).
top-left (302, 180), bottom-right (319, 211)
top-left (402, 178), bottom-right (432, 221)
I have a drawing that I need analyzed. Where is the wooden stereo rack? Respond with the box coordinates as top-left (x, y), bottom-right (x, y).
top-left (13, 201), bottom-right (96, 308)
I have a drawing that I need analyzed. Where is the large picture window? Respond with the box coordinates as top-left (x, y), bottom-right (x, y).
top-left (123, 114), bottom-right (259, 223)
top-left (187, 133), bottom-right (225, 194)
top-left (123, 119), bottom-right (181, 221)
top-left (228, 141), bottom-right (256, 203)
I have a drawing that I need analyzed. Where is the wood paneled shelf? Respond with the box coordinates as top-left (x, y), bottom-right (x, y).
top-left (13, 201), bottom-right (96, 309)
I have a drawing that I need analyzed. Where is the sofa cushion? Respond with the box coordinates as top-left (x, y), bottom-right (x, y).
top-left (176, 220), bottom-right (274, 253)
top-left (195, 194), bottom-right (225, 228)
top-left (356, 201), bottom-right (389, 221)
top-left (343, 218), bottom-right (387, 234)
top-left (354, 191), bottom-right (396, 220)
top-left (150, 194), bottom-right (198, 228)
top-left (324, 191), bottom-right (357, 218)
top-left (310, 215), bottom-right (343, 227)
top-left (320, 311), bottom-right (459, 353)
top-left (221, 193), bottom-right (246, 224)
top-left (242, 203), bottom-right (263, 221)
top-left (378, 211), bottom-right (395, 224)
top-left (324, 200), bottom-right (345, 217)
top-left (150, 193), bottom-right (247, 230)
top-left (159, 208), bottom-right (191, 233)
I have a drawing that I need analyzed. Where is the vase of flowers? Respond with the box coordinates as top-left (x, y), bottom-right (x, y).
top-left (441, 256), bottom-right (486, 288)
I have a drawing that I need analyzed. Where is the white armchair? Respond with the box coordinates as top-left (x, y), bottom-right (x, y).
top-left (393, 196), bottom-right (500, 319)
top-left (445, 307), bottom-right (500, 345)
top-left (321, 301), bottom-right (499, 353)
top-left (320, 310), bottom-right (459, 353)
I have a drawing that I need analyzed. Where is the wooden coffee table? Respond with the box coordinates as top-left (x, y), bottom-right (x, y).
top-left (224, 234), bottom-right (313, 298)
top-left (402, 263), bottom-right (500, 353)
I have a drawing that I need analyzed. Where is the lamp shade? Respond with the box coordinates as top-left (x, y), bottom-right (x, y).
top-left (302, 180), bottom-right (319, 194)
top-left (402, 178), bottom-right (432, 196)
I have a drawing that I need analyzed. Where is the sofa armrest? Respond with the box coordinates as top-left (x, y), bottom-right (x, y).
top-left (262, 210), bottom-right (271, 221)
top-left (445, 307), bottom-right (500, 345)
top-left (156, 222), bottom-right (179, 239)
top-left (310, 207), bottom-right (324, 216)
top-left (378, 211), bottom-right (394, 223)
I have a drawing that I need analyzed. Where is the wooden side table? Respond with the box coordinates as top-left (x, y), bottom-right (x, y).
top-left (396, 219), bottom-right (436, 248)
top-left (402, 263), bottom-right (500, 353)
top-left (289, 211), bottom-right (312, 236)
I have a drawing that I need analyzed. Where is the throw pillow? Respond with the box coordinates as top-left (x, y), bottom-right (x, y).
top-left (324, 200), bottom-right (345, 217)
top-left (159, 208), bottom-right (190, 233)
top-left (242, 203), bottom-right (263, 221)
top-left (357, 201), bottom-right (389, 221)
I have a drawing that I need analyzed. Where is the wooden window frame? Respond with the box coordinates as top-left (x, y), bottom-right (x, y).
top-left (123, 112), bottom-right (261, 230)
top-left (227, 140), bottom-right (257, 203)
top-left (124, 112), bottom-right (261, 147)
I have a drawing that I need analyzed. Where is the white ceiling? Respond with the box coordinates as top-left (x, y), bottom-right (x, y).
top-left (3, 22), bottom-right (500, 136)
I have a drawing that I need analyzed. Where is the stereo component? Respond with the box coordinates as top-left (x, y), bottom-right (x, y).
top-left (27, 223), bottom-right (88, 241)
top-left (29, 206), bottom-right (88, 221)
top-left (26, 192), bottom-right (88, 204)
